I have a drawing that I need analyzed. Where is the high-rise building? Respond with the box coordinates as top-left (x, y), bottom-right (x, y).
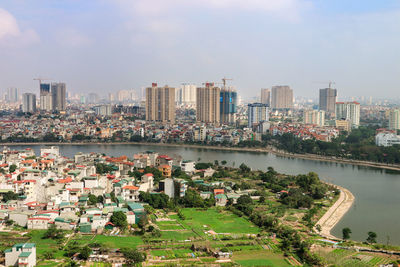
top-left (94, 105), bottom-right (113, 116)
top-left (248, 103), bottom-right (269, 128)
top-left (389, 109), bottom-right (400, 130)
top-left (271, 86), bottom-right (293, 109)
top-left (22, 93), bottom-right (36, 113)
top-left (319, 88), bottom-right (337, 115)
top-left (177, 83), bottom-right (196, 106)
top-left (260, 89), bottom-right (270, 106)
top-left (303, 110), bottom-right (325, 126)
top-left (336, 102), bottom-right (360, 128)
top-left (196, 83), bottom-right (220, 124)
top-left (146, 83), bottom-right (175, 123)
top-left (220, 88), bottom-right (237, 124)
top-left (39, 83), bottom-right (52, 112)
top-left (51, 83), bottom-right (66, 111)
top-left (6, 88), bottom-right (19, 103)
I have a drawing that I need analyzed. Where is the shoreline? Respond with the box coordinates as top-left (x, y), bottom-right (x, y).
top-left (315, 184), bottom-right (355, 240)
top-left (2, 141), bottom-right (400, 172)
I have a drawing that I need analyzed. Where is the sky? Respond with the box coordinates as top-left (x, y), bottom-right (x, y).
top-left (0, 0), bottom-right (399, 99)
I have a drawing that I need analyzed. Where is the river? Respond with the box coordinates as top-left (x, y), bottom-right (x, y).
top-left (8, 143), bottom-right (400, 245)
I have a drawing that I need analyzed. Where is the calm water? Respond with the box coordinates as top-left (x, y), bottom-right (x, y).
top-left (9, 144), bottom-right (400, 244)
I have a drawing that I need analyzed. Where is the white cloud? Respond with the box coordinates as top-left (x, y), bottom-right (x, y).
top-left (55, 28), bottom-right (92, 47)
top-left (0, 8), bottom-right (39, 46)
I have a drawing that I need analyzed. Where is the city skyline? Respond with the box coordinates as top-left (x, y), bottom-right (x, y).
top-left (0, 1), bottom-right (399, 98)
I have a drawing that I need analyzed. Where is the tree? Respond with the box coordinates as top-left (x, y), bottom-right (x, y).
top-left (2, 191), bottom-right (18, 202)
top-left (121, 248), bottom-right (146, 266)
top-left (366, 231), bottom-right (377, 244)
top-left (88, 194), bottom-right (98, 205)
top-left (221, 160), bottom-right (227, 165)
top-left (9, 164), bottom-right (17, 173)
top-left (239, 163), bottom-right (250, 173)
top-left (110, 211), bottom-right (128, 229)
top-left (342, 227), bottom-right (352, 240)
top-left (259, 196), bottom-right (266, 203)
top-left (43, 224), bottom-right (65, 240)
top-left (79, 246), bottom-right (91, 260)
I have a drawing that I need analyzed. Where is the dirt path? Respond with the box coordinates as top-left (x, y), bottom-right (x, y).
top-left (315, 185), bottom-right (355, 240)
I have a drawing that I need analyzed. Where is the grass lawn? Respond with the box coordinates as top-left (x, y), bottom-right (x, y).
top-left (178, 208), bottom-right (260, 234)
top-left (37, 260), bottom-right (62, 267)
top-left (28, 230), bottom-right (65, 259)
top-left (91, 235), bottom-right (143, 248)
top-left (233, 251), bottom-right (291, 267)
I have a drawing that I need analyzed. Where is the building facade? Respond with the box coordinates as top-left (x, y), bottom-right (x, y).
top-left (335, 102), bottom-right (360, 128)
top-left (22, 93), bottom-right (37, 113)
top-left (248, 103), bottom-right (269, 128)
top-left (271, 86), bottom-right (293, 109)
top-left (5, 243), bottom-right (36, 267)
top-left (94, 105), bottom-right (113, 116)
top-left (6, 87), bottom-right (19, 103)
top-left (220, 88), bottom-right (237, 124)
top-left (145, 83), bottom-right (176, 123)
top-left (51, 83), bottom-right (66, 111)
top-left (196, 83), bottom-right (220, 124)
top-left (319, 88), bottom-right (337, 115)
top-left (389, 109), bottom-right (400, 130)
top-left (303, 110), bottom-right (325, 126)
top-left (39, 84), bottom-right (52, 112)
top-left (177, 83), bottom-right (196, 106)
top-left (260, 88), bottom-right (270, 106)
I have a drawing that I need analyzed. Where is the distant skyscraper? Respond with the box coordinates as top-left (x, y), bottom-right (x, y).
top-left (196, 83), bottom-right (220, 124)
top-left (51, 83), bottom-right (66, 111)
top-left (260, 89), bottom-right (270, 106)
top-left (146, 83), bottom-right (175, 123)
top-left (271, 86), bottom-right (293, 109)
top-left (178, 83), bottom-right (196, 106)
top-left (303, 110), bottom-right (325, 126)
top-left (88, 93), bottom-right (99, 104)
top-left (220, 88), bottom-right (237, 124)
top-left (248, 103), bottom-right (269, 128)
top-left (40, 83), bottom-right (52, 112)
top-left (319, 88), bottom-right (337, 115)
top-left (6, 88), bottom-right (19, 103)
top-left (389, 109), bottom-right (400, 130)
top-left (22, 93), bottom-right (36, 113)
top-left (94, 105), bottom-right (113, 116)
top-left (336, 102), bottom-right (360, 128)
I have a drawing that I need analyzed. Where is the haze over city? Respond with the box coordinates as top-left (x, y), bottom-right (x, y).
top-left (1, 0), bottom-right (399, 98)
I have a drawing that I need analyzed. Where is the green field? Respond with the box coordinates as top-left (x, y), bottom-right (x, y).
top-left (28, 230), bottom-right (65, 258)
top-left (233, 251), bottom-right (291, 267)
top-left (160, 230), bottom-right (197, 241)
top-left (91, 235), bottom-right (143, 248)
top-left (178, 208), bottom-right (260, 234)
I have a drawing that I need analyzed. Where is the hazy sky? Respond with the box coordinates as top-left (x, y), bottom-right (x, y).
top-left (0, 0), bottom-right (399, 99)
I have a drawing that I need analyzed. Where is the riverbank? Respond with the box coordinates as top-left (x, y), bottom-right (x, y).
top-left (3, 141), bottom-right (400, 172)
top-left (315, 184), bottom-right (355, 240)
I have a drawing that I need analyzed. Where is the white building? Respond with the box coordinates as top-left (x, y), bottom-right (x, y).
top-left (389, 109), bottom-right (400, 130)
top-left (94, 105), bottom-right (112, 116)
top-left (5, 243), bottom-right (36, 267)
top-left (336, 102), bottom-right (360, 128)
top-left (22, 93), bottom-right (37, 113)
top-left (40, 146), bottom-right (60, 157)
top-left (248, 103), bottom-right (269, 129)
top-left (176, 83), bottom-right (196, 106)
top-left (303, 110), bottom-right (325, 126)
top-left (181, 160), bottom-right (195, 174)
top-left (375, 132), bottom-right (400, 147)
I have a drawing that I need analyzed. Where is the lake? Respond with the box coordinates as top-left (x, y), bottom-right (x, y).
top-left (8, 143), bottom-right (400, 244)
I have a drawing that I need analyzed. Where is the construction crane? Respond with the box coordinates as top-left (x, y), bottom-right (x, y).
top-left (221, 77), bottom-right (233, 89)
top-left (313, 81), bottom-right (336, 89)
top-left (33, 77), bottom-right (52, 86)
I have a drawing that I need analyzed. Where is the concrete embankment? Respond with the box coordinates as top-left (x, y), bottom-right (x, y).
top-left (315, 184), bottom-right (355, 240)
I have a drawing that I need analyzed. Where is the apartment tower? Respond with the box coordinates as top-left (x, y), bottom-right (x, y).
top-left (145, 83), bottom-right (176, 123)
top-left (260, 88), bottom-right (270, 106)
top-left (271, 86), bottom-right (293, 109)
top-left (319, 88), bottom-right (337, 115)
top-left (51, 82), bottom-right (66, 111)
top-left (196, 83), bottom-right (220, 124)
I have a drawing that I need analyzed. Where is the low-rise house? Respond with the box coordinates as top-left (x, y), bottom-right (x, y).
top-left (27, 216), bottom-right (50, 230)
top-left (5, 243), bottom-right (36, 267)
